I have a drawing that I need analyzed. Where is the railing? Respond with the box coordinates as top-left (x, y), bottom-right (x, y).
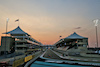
top-left (12, 54), bottom-right (35, 67)
top-left (12, 58), bottom-right (24, 67)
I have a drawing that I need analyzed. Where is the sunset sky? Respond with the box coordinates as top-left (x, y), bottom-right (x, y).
top-left (0, 0), bottom-right (100, 47)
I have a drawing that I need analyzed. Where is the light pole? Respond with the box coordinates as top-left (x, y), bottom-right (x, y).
top-left (5, 18), bottom-right (9, 57)
top-left (93, 19), bottom-right (99, 53)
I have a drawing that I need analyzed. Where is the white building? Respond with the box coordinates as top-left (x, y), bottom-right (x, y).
top-left (54, 32), bottom-right (88, 55)
top-left (2, 26), bottom-right (42, 53)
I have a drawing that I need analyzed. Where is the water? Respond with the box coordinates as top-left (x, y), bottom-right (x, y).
top-left (30, 61), bottom-right (91, 67)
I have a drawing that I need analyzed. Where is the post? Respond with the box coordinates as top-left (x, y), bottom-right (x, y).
top-left (14, 42), bottom-right (17, 67)
top-left (5, 18), bottom-right (9, 58)
top-left (95, 26), bottom-right (98, 48)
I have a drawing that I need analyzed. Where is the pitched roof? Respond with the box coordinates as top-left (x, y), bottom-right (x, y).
top-left (65, 32), bottom-right (87, 39)
top-left (3, 26), bottom-right (29, 36)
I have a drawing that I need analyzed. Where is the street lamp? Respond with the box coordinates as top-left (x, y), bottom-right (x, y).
top-left (5, 18), bottom-right (9, 57)
top-left (93, 19), bottom-right (99, 53)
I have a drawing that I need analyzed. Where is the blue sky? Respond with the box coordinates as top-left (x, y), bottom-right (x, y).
top-left (0, 0), bottom-right (100, 47)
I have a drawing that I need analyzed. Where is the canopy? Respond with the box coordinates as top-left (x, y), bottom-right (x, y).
top-left (65, 32), bottom-right (87, 39)
top-left (54, 32), bottom-right (88, 46)
top-left (3, 26), bottom-right (30, 36)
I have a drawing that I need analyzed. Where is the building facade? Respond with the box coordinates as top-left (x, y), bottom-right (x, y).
top-left (54, 32), bottom-right (88, 55)
top-left (1, 26), bottom-right (42, 54)
top-left (0, 36), bottom-right (15, 54)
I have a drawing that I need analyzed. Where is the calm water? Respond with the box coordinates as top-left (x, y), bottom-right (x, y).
top-left (30, 61), bottom-right (91, 67)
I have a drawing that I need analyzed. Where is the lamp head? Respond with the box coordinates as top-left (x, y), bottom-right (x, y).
top-left (7, 18), bottom-right (9, 22)
top-left (93, 19), bottom-right (99, 26)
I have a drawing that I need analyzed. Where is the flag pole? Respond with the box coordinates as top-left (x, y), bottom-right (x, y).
top-left (18, 19), bottom-right (19, 26)
top-left (18, 20), bottom-right (19, 26)
top-left (59, 36), bottom-right (62, 39)
top-left (15, 19), bottom-right (19, 26)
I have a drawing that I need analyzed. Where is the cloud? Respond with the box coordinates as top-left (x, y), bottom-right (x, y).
top-left (74, 27), bottom-right (81, 29)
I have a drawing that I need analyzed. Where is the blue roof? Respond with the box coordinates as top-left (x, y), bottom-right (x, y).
top-left (3, 26), bottom-right (29, 35)
top-left (65, 32), bottom-right (87, 39)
